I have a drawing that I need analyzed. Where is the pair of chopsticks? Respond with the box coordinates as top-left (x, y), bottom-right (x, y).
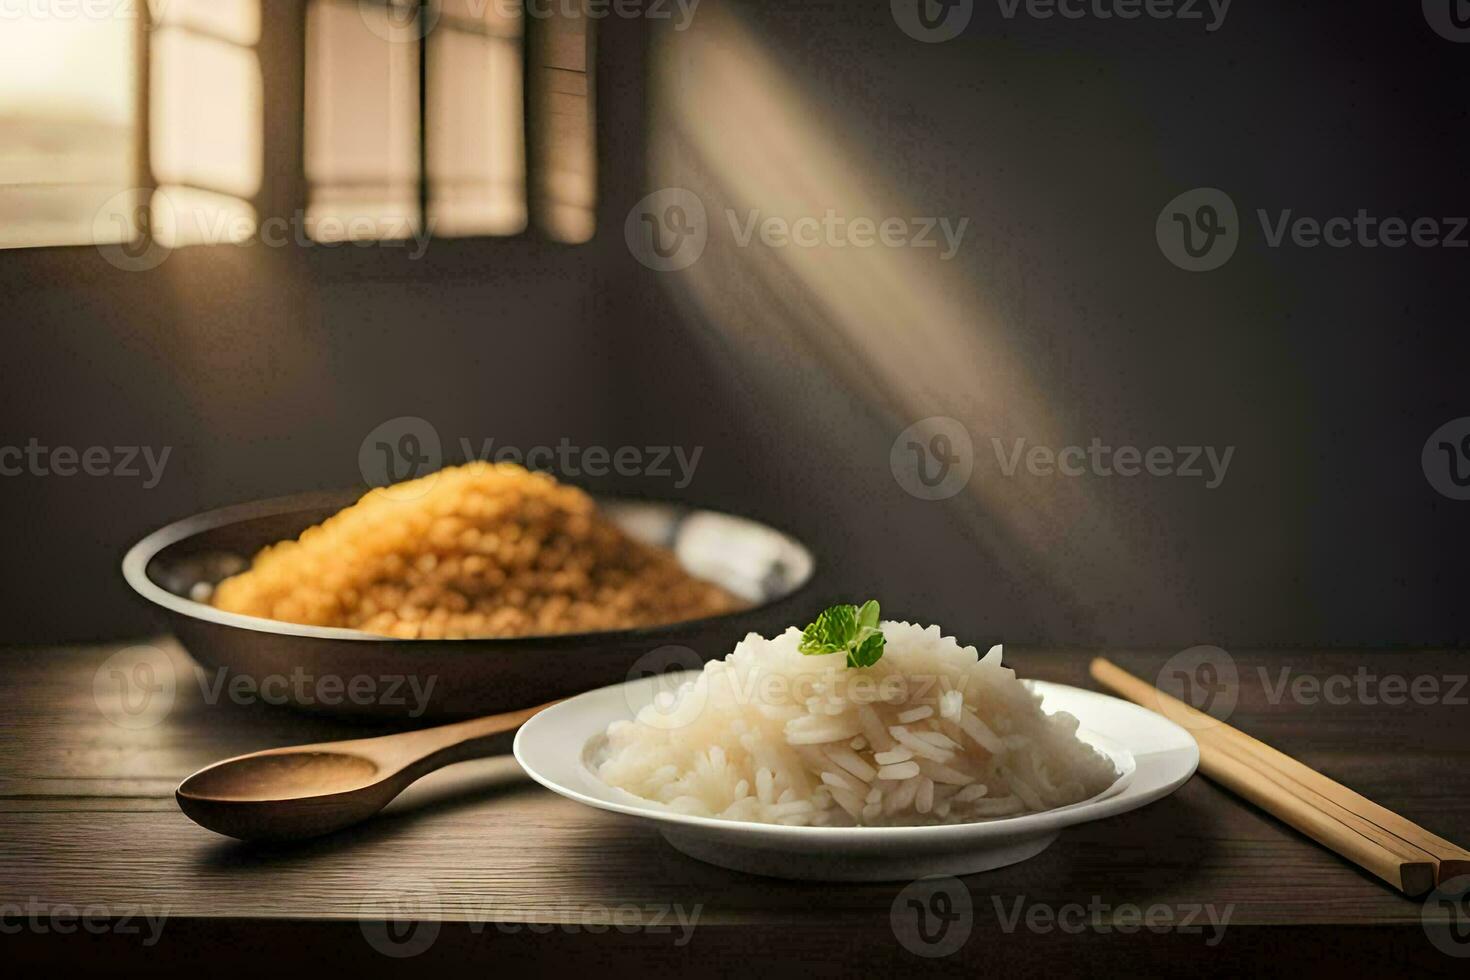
top-left (1091, 657), bottom-right (1470, 896)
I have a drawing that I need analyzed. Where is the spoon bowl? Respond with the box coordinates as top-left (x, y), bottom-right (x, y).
top-left (178, 758), bottom-right (398, 842)
top-left (182, 751), bottom-right (383, 801)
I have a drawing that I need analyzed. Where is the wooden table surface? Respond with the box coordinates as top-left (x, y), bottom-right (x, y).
top-left (3, 640), bottom-right (1467, 973)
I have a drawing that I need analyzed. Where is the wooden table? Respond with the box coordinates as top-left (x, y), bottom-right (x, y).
top-left (3, 641), bottom-right (1467, 973)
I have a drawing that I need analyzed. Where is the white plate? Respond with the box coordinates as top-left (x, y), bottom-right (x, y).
top-left (514, 674), bottom-right (1198, 881)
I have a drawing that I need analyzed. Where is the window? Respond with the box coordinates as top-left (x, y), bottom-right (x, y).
top-left (528, 3), bottom-right (595, 243)
top-left (307, 0), bottom-right (534, 241)
top-left (0, 0), bottom-right (593, 252)
top-left (0, 4), bottom-right (138, 248)
top-left (429, 0), bottom-right (526, 236)
top-left (150, 0), bottom-right (263, 246)
top-left (305, 0), bottom-right (423, 242)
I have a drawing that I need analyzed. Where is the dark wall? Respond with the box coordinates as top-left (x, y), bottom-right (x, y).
top-left (609, 1), bottom-right (1470, 649)
top-left (3, 1), bottom-right (1467, 650)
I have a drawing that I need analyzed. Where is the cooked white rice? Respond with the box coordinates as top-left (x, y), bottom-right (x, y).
top-left (593, 622), bottom-right (1119, 826)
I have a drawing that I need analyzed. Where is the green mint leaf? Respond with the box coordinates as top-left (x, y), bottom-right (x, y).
top-left (799, 603), bottom-right (857, 655)
top-left (848, 631), bottom-right (886, 668)
top-left (800, 600), bottom-right (886, 668)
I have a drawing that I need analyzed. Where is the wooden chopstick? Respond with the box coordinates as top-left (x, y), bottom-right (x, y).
top-left (1092, 656), bottom-right (1470, 883)
top-left (1198, 722), bottom-right (1468, 884)
top-left (1193, 736), bottom-right (1435, 894)
top-left (1091, 657), bottom-right (1467, 895)
top-left (1194, 726), bottom-right (1439, 894)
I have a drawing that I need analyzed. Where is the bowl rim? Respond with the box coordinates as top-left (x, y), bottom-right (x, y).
top-left (122, 488), bottom-right (817, 647)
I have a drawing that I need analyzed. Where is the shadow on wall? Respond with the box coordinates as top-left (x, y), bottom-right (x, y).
top-left (630, 2), bottom-right (1469, 648)
top-left (637, 5), bottom-right (1188, 643)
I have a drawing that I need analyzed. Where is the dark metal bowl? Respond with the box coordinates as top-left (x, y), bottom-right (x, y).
top-left (123, 490), bottom-right (816, 722)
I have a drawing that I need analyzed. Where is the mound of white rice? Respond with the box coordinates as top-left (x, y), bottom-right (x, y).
top-left (593, 622), bottom-right (1119, 826)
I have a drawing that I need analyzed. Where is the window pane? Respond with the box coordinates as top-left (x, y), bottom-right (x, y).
top-left (306, 0), bottom-right (422, 241)
top-left (0, 8), bottom-right (137, 248)
top-left (150, 26), bottom-right (263, 199)
top-left (428, 29), bottom-right (526, 237)
top-left (529, 10), bottom-right (595, 243)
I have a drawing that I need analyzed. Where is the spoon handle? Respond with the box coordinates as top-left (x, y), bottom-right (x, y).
top-left (295, 700), bottom-right (559, 781)
top-left (373, 701), bottom-right (559, 777)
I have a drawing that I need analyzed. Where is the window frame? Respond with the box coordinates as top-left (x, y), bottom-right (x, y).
top-left (0, 0), bottom-right (596, 256)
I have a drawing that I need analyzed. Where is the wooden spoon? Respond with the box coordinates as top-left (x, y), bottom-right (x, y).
top-left (176, 701), bottom-right (556, 842)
